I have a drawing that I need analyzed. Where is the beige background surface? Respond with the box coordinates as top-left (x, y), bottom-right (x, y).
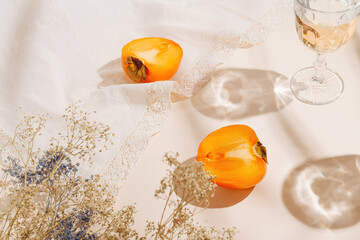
top-left (116, 19), bottom-right (360, 239)
top-left (1, 1), bottom-right (359, 239)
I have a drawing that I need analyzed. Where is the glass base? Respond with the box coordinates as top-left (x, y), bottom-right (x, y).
top-left (290, 67), bottom-right (344, 105)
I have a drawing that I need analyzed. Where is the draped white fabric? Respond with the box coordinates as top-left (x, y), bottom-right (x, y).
top-left (0, 0), bottom-right (291, 191)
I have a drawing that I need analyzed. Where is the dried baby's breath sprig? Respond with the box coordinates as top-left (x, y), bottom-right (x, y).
top-left (0, 103), bottom-right (125, 240)
top-left (182, 223), bottom-right (237, 240)
top-left (146, 152), bottom-right (237, 240)
top-left (52, 103), bottom-right (114, 163)
top-left (0, 105), bottom-right (237, 240)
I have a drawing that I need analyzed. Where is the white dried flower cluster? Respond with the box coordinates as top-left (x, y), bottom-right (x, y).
top-left (147, 152), bottom-right (237, 240)
top-left (52, 103), bottom-right (114, 164)
top-left (0, 105), bottom-right (237, 240)
top-left (0, 103), bottom-right (134, 239)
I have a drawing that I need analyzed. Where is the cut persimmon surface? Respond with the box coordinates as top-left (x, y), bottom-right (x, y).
top-left (121, 37), bottom-right (183, 83)
top-left (197, 125), bottom-right (267, 189)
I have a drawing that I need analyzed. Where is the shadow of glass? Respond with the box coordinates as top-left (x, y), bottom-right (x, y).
top-left (191, 68), bottom-right (294, 120)
top-left (282, 155), bottom-right (360, 229)
top-left (353, 30), bottom-right (360, 59)
top-left (97, 58), bottom-right (134, 87)
top-left (174, 157), bottom-right (254, 209)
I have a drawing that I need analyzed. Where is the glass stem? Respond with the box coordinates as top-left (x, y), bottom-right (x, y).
top-left (313, 52), bottom-right (327, 84)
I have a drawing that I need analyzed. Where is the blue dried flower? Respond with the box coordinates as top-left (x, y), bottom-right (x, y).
top-left (3, 152), bottom-right (81, 185)
top-left (54, 208), bottom-right (96, 240)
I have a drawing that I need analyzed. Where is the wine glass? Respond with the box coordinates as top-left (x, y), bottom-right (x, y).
top-left (291, 0), bottom-right (360, 105)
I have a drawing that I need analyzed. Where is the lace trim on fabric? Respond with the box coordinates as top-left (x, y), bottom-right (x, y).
top-left (176, 0), bottom-right (292, 97)
top-left (100, 82), bottom-right (173, 193)
top-left (102, 0), bottom-right (292, 193)
top-left (0, 0), bottom-right (291, 194)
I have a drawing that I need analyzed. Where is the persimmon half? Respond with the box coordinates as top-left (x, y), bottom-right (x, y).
top-left (197, 125), bottom-right (267, 189)
top-left (121, 37), bottom-right (183, 83)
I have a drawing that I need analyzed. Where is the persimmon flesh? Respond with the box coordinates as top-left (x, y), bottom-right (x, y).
top-left (197, 125), bottom-right (267, 189)
top-left (121, 37), bottom-right (183, 83)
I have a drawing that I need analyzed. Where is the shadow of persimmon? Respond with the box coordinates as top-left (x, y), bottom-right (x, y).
top-left (191, 68), bottom-right (293, 120)
top-left (282, 155), bottom-right (360, 229)
top-left (96, 58), bottom-right (188, 103)
top-left (97, 58), bottom-right (134, 87)
top-left (173, 157), bottom-right (254, 209)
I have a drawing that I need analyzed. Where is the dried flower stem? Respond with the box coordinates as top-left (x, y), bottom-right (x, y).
top-left (0, 105), bottom-right (237, 239)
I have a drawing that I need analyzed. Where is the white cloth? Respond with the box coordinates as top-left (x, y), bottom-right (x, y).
top-left (0, 0), bottom-right (291, 192)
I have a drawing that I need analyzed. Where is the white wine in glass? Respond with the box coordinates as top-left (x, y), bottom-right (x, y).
top-left (296, 15), bottom-right (358, 52)
top-left (291, 0), bottom-right (360, 105)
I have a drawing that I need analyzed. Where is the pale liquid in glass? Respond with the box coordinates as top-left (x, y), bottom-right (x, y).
top-left (296, 14), bottom-right (359, 52)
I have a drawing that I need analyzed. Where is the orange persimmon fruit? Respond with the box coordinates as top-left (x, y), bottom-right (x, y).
top-left (121, 37), bottom-right (183, 83)
top-left (197, 125), bottom-right (267, 189)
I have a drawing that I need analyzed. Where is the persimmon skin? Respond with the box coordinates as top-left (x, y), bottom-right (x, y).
top-left (121, 37), bottom-right (183, 83)
top-left (197, 125), bottom-right (267, 189)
